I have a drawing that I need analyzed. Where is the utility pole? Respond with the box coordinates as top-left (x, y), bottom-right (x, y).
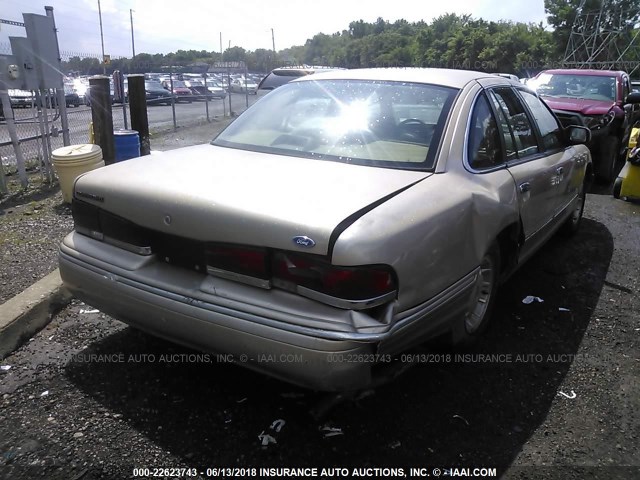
top-left (271, 28), bottom-right (276, 54)
top-left (98, 0), bottom-right (106, 74)
top-left (130, 9), bottom-right (136, 59)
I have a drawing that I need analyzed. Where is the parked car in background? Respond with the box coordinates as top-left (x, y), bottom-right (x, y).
top-left (59, 68), bottom-right (592, 391)
top-left (229, 78), bottom-right (258, 94)
top-left (8, 89), bottom-right (34, 108)
top-left (72, 79), bottom-right (90, 104)
top-left (144, 80), bottom-right (172, 105)
top-left (184, 79), bottom-right (211, 101)
top-left (64, 86), bottom-right (81, 107)
top-left (205, 80), bottom-right (227, 99)
top-left (530, 69), bottom-right (640, 182)
top-left (161, 80), bottom-right (192, 102)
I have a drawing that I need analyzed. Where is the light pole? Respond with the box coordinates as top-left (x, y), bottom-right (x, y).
top-left (271, 28), bottom-right (276, 55)
top-left (130, 9), bottom-right (136, 59)
top-left (98, 0), bottom-right (106, 74)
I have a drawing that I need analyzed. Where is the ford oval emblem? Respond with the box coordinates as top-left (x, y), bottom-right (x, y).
top-left (293, 236), bottom-right (316, 248)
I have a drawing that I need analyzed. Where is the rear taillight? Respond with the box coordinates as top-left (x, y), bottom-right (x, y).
top-left (205, 247), bottom-right (396, 309)
top-left (271, 251), bottom-right (396, 308)
top-left (72, 199), bottom-right (151, 254)
top-left (72, 199), bottom-right (102, 240)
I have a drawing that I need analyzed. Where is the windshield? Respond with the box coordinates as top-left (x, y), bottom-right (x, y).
top-left (532, 73), bottom-right (616, 102)
top-left (212, 79), bottom-right (457, 170)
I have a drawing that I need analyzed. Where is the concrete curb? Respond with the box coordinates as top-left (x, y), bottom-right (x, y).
top-left (0, 268), bottom-right (72, 359)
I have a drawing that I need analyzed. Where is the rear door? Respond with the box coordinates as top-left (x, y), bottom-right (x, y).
top-left (517, 88), bottom-right (580, 216)
top-left (487, 87), bottom-right (557, 240)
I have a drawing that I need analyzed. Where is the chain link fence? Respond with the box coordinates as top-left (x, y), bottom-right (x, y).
top-left (1, 44), bottom-right (258, 182)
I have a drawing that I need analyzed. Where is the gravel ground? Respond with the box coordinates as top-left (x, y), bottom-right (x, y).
top-left (0, 119), bottom-right (232, 304)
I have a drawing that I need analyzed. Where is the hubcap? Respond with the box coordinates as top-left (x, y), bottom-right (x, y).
top-left (465, 256), bottom-right (495, 334)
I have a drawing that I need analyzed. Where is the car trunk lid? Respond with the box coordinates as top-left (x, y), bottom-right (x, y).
top-left (73, 144), bottom-right (430, 256)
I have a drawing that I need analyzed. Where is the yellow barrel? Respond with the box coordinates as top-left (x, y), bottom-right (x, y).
top-left (51, 144), bottom-right (105, 203)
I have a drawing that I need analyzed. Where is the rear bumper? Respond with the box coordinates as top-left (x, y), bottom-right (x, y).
top-left (59, 232), bottom-right (379, 391)
top-left (59, 231), bottom-right (477, 390)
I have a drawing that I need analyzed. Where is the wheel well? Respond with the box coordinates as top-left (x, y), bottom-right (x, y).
top-left (585, 161), bottom-right (594, 189)
top-left (495, 222), bottom-right (522, 281)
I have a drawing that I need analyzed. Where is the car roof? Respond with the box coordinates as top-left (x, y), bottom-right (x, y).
top-left (538, 69), bottom-right (626, 77)
top-left (290, 67), bottom-right (503, 89)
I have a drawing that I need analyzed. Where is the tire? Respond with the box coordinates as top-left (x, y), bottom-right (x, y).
top-left (559, 179), bottom-right (586, 236)
top-left (613, 177), bottom-right (623, 199)
top-left (452, 243), bottom-right (500, 346)
top-left (595, 135), bottom-right (620, 184)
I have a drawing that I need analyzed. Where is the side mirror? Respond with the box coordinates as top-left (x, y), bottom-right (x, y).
top-left (626, 92), bottom-right (640, 104)
top-left (568, 125), bottom-right (591, 145)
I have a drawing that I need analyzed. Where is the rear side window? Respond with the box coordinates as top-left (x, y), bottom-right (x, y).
top-left (518, 90), bottom-right (563, 151)
top-left (258, 70), bottom-right (310, 90)
top-left (467, 93), bottom-right (504, 170)
top-left (491, 88), bottom-right (539, 157)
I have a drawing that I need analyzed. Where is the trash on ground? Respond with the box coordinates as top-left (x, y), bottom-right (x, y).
top-left (522, 296), bottom-right (544, 304)
top-left (558, 390), bottom-right (577, 399)
top-left (270, 419), bottom-right (285, 433)
top-left (0, 365), bottom-right (11, 371)
top-left (258, 431), bottom-right (277, 446)
top-left (40, 390), bottom-right (49, 397)
top-left (79, 309), bottom-right (100, 314)
top-left (453, 414), bottom-right (470, 426)
top-left (320, 425), bottom-right (344, 438)
top-left (559, 307), bottom-right (571, 312)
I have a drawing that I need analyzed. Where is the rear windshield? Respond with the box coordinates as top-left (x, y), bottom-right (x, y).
top-left (213, 79), bottom-right (457, 171)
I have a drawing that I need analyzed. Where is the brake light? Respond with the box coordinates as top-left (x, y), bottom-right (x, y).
top-left (72, 199), bottom-right (102, 240)
top-left (72, 199), bottom-right (151, 254)
top-left (271, 252), bottom-right (395, 302)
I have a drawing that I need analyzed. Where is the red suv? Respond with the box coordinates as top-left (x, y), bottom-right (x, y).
top-left (530, 69), bottom-right (640, 182)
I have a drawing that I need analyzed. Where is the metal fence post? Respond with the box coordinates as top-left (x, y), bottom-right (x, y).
top-left (128, 74), bottom-right (150, 156)
top-left (203, 72), bottom-right (210, 122)
top-left (45, 6), bottom-right (70, 147)
top-left (0, 91), bottom-right (25, 190)
top-left (89, 75), bottom-right (115, 165)
top-left (169, 69), bottom-right (177, 131)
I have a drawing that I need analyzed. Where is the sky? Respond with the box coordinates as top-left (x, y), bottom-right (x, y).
top-left (1, 0), bottom-right (548, 58)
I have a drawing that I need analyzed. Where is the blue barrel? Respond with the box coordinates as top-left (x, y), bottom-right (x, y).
top-left (114, 129), bottom-right (140, 162)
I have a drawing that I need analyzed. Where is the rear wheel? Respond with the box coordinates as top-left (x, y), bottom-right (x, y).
top-left (559, 179), bottom-right (586, 236)
top-left (613, 177), bottom-right (623, 199)
top-left (452, 243), bottom-right (500, 346)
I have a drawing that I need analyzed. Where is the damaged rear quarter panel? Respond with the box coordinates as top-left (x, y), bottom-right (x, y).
top-left (331, 168), bottom-right (520, 313)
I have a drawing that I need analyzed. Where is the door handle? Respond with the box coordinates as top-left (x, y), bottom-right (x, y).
top-left (519, 182), bottom-right (531, 193)
top-left (556, 166), bottom-right (564, 175)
